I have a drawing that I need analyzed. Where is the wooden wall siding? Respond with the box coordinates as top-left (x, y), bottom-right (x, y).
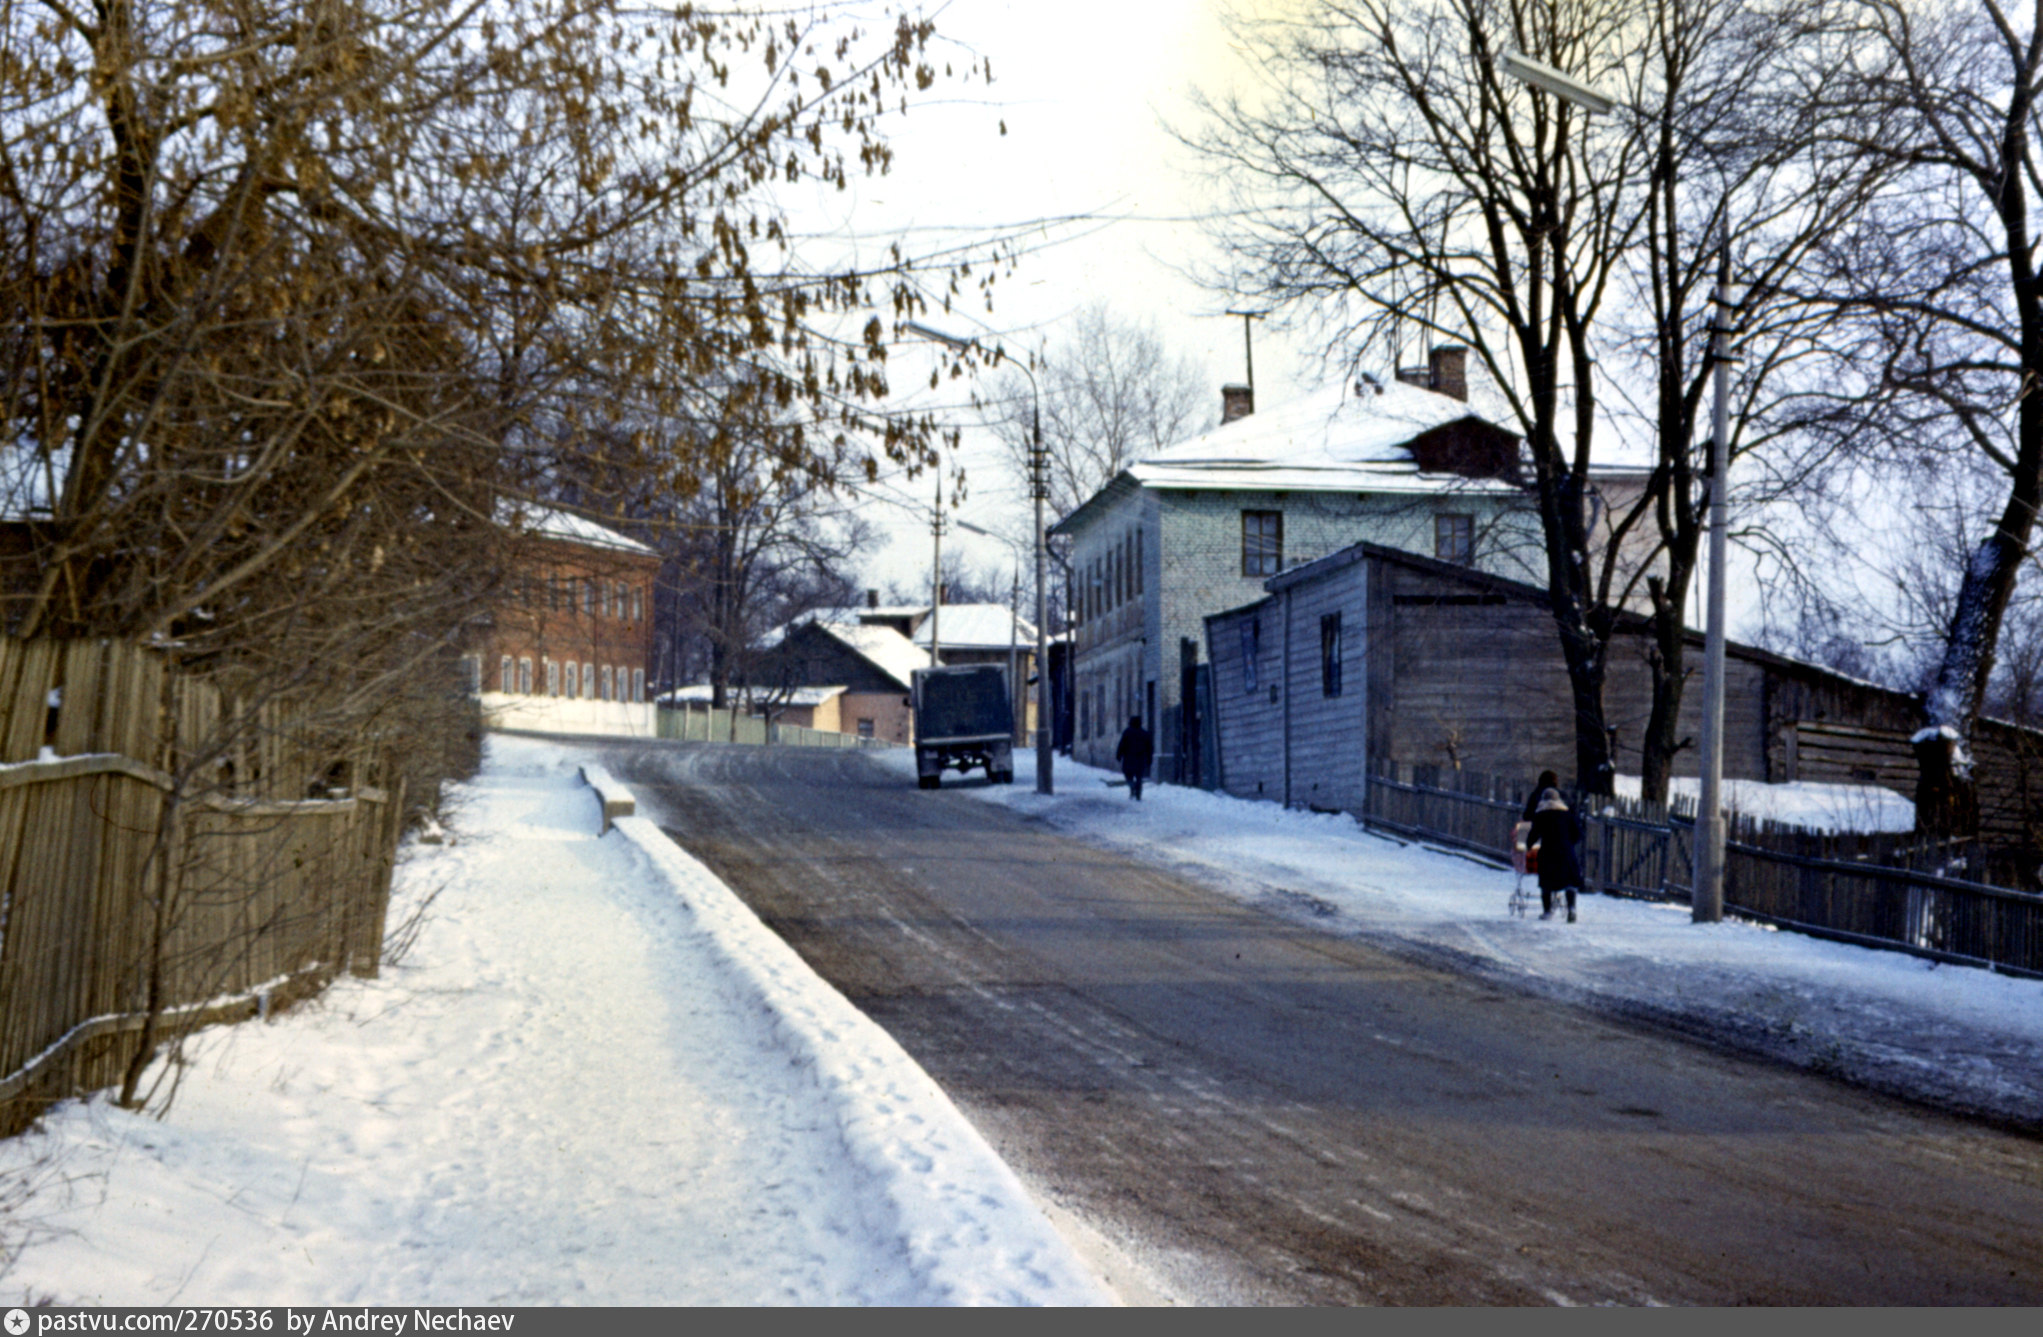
top-left (1374, 560), bottom-right (1768, 784)
top-left (1278, 578), bottom-right (1369, 812)
top-left (0, 637), bottom-right (405, 1137)
top-left (1204, 600), bottom-right (1287, 802)
top-left (1209, 548), bottom-right (2043, 848)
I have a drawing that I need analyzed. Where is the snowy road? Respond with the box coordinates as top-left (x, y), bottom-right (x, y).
top-left (605, 739), bottom-right (2043, 1306)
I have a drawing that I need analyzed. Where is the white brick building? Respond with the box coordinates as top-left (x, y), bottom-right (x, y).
top-left (1052, 357), bottom-right (1575, 779)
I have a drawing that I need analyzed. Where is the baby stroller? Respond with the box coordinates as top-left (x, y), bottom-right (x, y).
top-left (1510, 821), bottom-right (1538, 917)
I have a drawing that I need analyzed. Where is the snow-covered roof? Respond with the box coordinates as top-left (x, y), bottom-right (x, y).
top-left (659, 684), bottom-right (847, 708)
top-left (1138, 378), bottom-right (1480, 479)
top-left (503, 503), bottom-right (658, 558)
top-left (1053, 379), bottom-right (1520, 536)
top-left (818, 622), bottom-right (929, 689)
top-left (913, 605), bottom-right (1038, 651)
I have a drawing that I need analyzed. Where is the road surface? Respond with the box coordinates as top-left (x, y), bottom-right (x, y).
top-left (596, 740), bottom-right (2043, 1305)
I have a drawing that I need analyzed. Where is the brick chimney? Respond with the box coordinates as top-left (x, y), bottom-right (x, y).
top-left (866, 588), bottom-right (879, 609)
top-left (1429, 345), bottom-right (1468, 402)
top-left (1221, 383), bottom-right (1254, 423)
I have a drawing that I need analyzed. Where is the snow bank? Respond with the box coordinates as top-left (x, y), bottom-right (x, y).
top-left (1611, 773), bottom-right (1916, 833)
top-left (609, 813), bottom-right (1109, 1305)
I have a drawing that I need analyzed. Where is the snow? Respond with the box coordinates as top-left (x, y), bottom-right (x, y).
top-left (914, 604), bottom-right (1036, 650)
top-left (820, 622), bottom-right (928, 689)
top-left (1123, 379), bottom-right (1522, 497)
top-left (658, 683), bottom-right (847, 709)
top-left (1611, 774), bottom-right (1916, 833)
top-left (0, 736), bottom-right (1110, 1306)
top-left (499, 503), bottom-right (657, 557)
top-left (889, 748), bottom-right (2043, 1127)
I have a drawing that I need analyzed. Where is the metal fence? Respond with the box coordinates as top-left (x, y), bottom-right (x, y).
top-left (656, 703), bottom-right (898, 749)
top-left (1361, 761), bottom-right (2042, 979)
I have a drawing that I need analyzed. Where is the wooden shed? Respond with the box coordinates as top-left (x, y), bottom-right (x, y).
top-left (1203, 542), bottom-right (2042, 842)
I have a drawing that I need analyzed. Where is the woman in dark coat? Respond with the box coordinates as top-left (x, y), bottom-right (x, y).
top-left (1528, 787), bottom-right (1583, 922)
top-left (1521, 770), bottom-right (1561, 822)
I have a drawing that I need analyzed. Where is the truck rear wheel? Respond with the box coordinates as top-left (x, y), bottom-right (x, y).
top-left (918, 774), bottom-right (939, 790)
top-left (991, 768), bottom-right (1013, 785)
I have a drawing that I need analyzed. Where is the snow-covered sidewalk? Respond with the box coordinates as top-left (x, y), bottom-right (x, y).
top-left (0, 736), bottom-right (1110, 1305)
top-left (888, 748), bottom-right (2043, 1127)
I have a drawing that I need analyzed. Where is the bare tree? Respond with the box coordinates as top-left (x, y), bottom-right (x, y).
top-left (1186, 0), bottom-right (1649, 792)
top-left (1609, 0), bottom-right (1885, 800)
top-left (1785, 0), bottom-right (2043, 837)
top-left (0, 0), bottom-right (987, 1104)
top-left (988, 303), bottom-right (1210, 523)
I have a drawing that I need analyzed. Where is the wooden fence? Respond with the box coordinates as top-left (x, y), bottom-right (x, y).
top-left (1362, 761), bottom-right (2043, 979)
top-left (0, 638), bottom-right (405, 1135)
top-left (656, 703), bottom-right (898, 750)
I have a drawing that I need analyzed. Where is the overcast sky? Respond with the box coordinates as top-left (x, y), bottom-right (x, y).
top-left (796, 0), bottom-right (1316, 594)
top-left (809, 0), bottom-right (1781, 638)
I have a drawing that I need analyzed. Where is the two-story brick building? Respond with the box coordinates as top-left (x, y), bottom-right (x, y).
top-left (1050, 351), bottom-right (1560, 779)
top-left (471, 507), bottom-right (663, 736)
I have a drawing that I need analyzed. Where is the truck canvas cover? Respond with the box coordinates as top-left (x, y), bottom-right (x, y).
top-left (920, 667), bottom-right (1010, 740)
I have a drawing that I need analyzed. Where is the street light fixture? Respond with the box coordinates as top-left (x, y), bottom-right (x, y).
top-left (903, 319), bottom-right (1056, 796)
top-left (1498, 50), bottom-right (1731, 924)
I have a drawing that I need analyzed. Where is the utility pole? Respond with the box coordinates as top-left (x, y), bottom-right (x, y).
top-left (1009, 565), bottom-right (1022, 746)
top-left (904, 318), bottom-right (1054, 794)
top-left (1694, 242), bottom-right (1737, 924)
top-left (929, 471), bottom-right (943, 668)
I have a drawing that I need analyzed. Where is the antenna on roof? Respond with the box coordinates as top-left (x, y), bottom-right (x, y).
top-left (1225, 309), bottom-right (1267, 394)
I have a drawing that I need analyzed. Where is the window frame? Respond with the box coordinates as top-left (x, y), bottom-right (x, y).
top-left (1320, 611), bottom-right (1343, 698)
top-left (1435, 512), bottom-right (1475, 565)
top-left (1242, 510), bottom-right (1283, 578)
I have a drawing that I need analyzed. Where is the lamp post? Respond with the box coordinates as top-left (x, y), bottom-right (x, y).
top-left (905, 320), bottom-right (1055, 795)
top-left (1499, 50), bottom-right (1732, 922)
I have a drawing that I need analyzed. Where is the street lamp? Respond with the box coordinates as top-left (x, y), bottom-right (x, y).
top-left (904, 319), bottom-right (1055, 796)
top-left (1498, 50), bottom-right (1732, 923)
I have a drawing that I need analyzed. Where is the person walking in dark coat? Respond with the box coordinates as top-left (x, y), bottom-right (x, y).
top-left (1521, 770), bottom-right (1561, 823)
top-left (1528, 787), bottom-right (1583, 921)
top-left (1115, 715), bottom-right (1154, 800)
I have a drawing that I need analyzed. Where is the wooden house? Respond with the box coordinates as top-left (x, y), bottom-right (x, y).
top-left (1049, 352), bottom-right (1655, 784)
top-left (1203, 542), bottom-right (2043, 844)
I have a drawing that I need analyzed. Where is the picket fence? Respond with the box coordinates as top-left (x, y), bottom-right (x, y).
top-left (1363, 761), bottom-right (2043, 979)
top-left (0, 638), bottom-right (404, 1135)
top-left (655, 702), bottom-right (897, 750)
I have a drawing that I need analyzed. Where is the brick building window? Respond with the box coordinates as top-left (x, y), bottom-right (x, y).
top-left (583, 663), bottom-right (595, 700)
top-left (583, 579), bottom-right (597, 615)
top-left (857, 718), bottom-right (875, 739)
top-left (1242, 510), bottom-right (1282, 577)
top-left (632, 668), bottom-right (645, 702)
top-left (499, 655), bottom-right (514, 693)
top-left (632, 587), bottom-right (643, 622)
top-left (546, 660), bottom-right (560, 696)
top-left (565, 662), bottom-right (579, 698)
top-left (1435, 513), bottom-right (1474, 565)
top-left (601, 665), bottom-right (614, 701)
top-left (517, 657), bottom-right (533, 694)
top-left (1320, 612), bottom-right (1343, 698)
